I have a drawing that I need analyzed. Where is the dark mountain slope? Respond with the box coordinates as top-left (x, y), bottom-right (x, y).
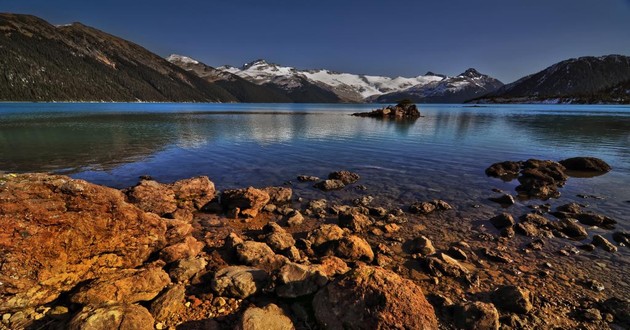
top-left (474, 55), bottom-right (630, 103)
top-left (0, 13), bottom-right (236, 102)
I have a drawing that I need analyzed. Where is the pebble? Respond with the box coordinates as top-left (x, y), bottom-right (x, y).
top-left (155, 322), bottom-right (165, 330)
top-left (2, 313), bottom-right (11, 323)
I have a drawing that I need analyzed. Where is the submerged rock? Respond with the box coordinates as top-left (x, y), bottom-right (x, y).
top-left (313, 266), bottom-right (437, 329)
top-left (559, 157), bottom-right (611, 173)
top-left (328, 170), bottom-right (360, 185)
top-left (485, 161), bottom-right (521, 180)
top-left (592, 235), bottom-right (617, 252)
top-left (314, 179), bottom-right (346, 191)
top-left (489, 213), bottom-right (515, 229)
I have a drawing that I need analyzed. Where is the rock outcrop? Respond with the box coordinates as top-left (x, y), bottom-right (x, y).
top-left (0, 174), bottom-right (167, 312)
top-left (352, 101), bottom-right (421, 119)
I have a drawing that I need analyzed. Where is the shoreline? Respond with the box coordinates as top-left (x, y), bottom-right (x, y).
top-left (0, 160), bottom-right (628, 329)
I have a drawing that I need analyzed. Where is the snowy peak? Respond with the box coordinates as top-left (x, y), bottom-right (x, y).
top-left (460, 68), bottom-right (483, 78)
top-left (166, 54), bottom-right (199, 65)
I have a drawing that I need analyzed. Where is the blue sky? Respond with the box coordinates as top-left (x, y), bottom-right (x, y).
top-left (2, 0), bottom-right (630, 83)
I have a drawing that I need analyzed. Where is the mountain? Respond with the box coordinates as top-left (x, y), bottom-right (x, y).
top-left (167, 55), bottom-right (292, 103)
top-left (0, 13), bottom-right (236, 102)
top-left (218, 60), bottom-right (447, 103)
top-left (371, 68), bottom-right (504, 103)
top-left (473, 55), bottom-right (630, 103)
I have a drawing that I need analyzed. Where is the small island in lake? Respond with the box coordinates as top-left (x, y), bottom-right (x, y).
top-left (352, 100), bottom-right (421, 119)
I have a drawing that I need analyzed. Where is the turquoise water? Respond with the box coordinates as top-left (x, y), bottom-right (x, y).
top-left (1, 102), bottom-right (629, 229)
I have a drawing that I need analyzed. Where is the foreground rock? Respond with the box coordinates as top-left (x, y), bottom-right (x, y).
top-left (69, 304), bottom-right (154, 330)
top-left (221, 187), bottom-right (270, 218)
top-left (352, 101), bottom-right (421, 119)
top-left (452, 302), bottom-right (499, 330)
top-left (211, 266), bottom-right (270, 299)
top-left (313, 265), bottom-right (438, 329)
top-left (236, 303), bottom-right (294, 330)
top-left (126, 176), bottom-right (216, 216)
top-left (491, 285), bottom-right (533, 314)
top-left (0, 174), bottom-right (167, 312)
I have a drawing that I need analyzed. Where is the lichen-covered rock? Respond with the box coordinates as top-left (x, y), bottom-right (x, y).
top-left (313, 266), bottom-right (437, 329)
top-left (211, 266), bottom-right (269, 299)
top-left (0, 174), bottom-right (166, 313)
top-left (221, 187), bottom-right (270, 218)
top-left (236, 303), bottom-right (295, 330)
top-left (150, 284), bottom-right (186, 322)
top-left (71, 268), bottom-right (170, 306)
top-left (69, 304), bottom-right (154, 330)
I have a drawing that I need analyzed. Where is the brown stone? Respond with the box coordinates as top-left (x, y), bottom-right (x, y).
top-left (160, 236), bottom-right (204, 263)
top-left (262, 187), bottom-right (292, 204)
top-left (236, 303), bottom-right (294, 330)
top-left (334, 235), bottom-right (374, 262)
top-left (126, 180), bottom-right (177, 215)
top-left (221, 187), bottom-right (270, 218)
top-left (69, 304), bottom-right (154, 330)
top-left (150, 284), bottom-right (186, 322)
top-left (453, 302), bottom-right (499, 330)
top-left (313, 266), bottom-right (437, 329)
top-left (171, 176), bottom-right (216, 210)
top-left (0, 174), bottom-right (166, 313)
top-left (71, 268), bottom-right (170, 306)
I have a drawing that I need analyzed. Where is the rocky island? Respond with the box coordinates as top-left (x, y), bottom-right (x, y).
top-left (0, 156), bottom-right (628, 330)
top-left (352, 100), bottom-right (421, 119)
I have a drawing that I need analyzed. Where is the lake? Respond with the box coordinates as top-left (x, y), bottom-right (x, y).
top-left (1, 103), bottom-right (629, 232)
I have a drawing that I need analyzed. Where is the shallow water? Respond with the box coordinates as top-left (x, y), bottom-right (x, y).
top-left (1, 103), bottom-right (629, 231)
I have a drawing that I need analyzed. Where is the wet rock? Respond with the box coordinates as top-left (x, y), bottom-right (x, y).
top-left (169, 257), bottom-right (208, 283)
top-left (262, 187), bottom-right (292, 204)
top-left (491, 285), bottom-right (533, 314)
top-left (235, 241), bottom-right (287, 271)
top-left (452, 302), bottom-right (499, 330)
top-left (286, 210), bottom-right (304, 227)
top-left (552, 218), bottom-right (588, 240)
top-left (612, 231), bottom-right (629, 246)
top-left (308, 224), bottom-right (345, 248)
top-left (328, 170), bottom-right (360, 184)
top-left (578, 243), bottom-right (596, 251)
top-left (307, 199), bottom-right (327, 212)
top-left (221, 187), bottom-right (270, 218)
top-left (160, 236), bottom-right (204, 263)
top-left (315, 179), bottom-right (346, 191)
top-left (515, 222), bottom-right (540, 237)
top-left (313, 265), bottom-right (437, 329)
top-left (559, 157), bottom-right (611, 173)
top-left (126, 180), bottom-right (177, 215)
top-left (335, 235), bottom-right (374, 262)
top-left (211, 266), bottom-right (270, 299)
top-left (592, 235), bottom-right (617, 252)
top-left (265, 223), bottom-right (296, 252)
top-left (488, 194), bottom-right (515, 206)
top-left (149, 284), bottom-right (185, 322)
top-left (410, 236), bottom-right (436, 255)
top-left (0, 174), bottom-right (167, 312)
top-left (352, 195), bottom-right (374, 207)
top-left (556, 202), bottom-right (583, 214)
top-left (297, 175), bottom-right (320, 182)
top-left (485, 161), bottom-right (521, 180)
top-left (574, 213), bottom-right (617, 228)
top-left (69, 304), bottom-right (154, 330)
top-left (171, 176), bottom-right (216, 210)
top-left (338, 209), bottom-right (372, 232)
top-left (236, 303), bottom-right (294, 330)
top-left (369, 206), bottom-right (388, 217)
top-left (71, 268), bottom-right (170, 306)
top-left (489, 213), bottom-right (515, 229)
top-left (275, 262), bottom-right (327, 298)
top-left (516, 160), bottom-right (567, 199)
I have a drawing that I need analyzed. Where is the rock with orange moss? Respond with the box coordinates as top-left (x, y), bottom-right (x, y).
top-left (0, 173), bottom-right (167, 313)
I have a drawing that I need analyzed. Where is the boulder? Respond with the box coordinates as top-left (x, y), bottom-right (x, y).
top-left (313, 266), bottom-right (437, 329)
top-left (559, 157), bottom-right (611, 173)
top-left (211, 266), bottom-right (269, 299)
top-left (69, 304), bottom-right (154, 330)
top-left (265, 223), bottom-right (296, 252)
top-left (71, 268), bottom-right (170, 306)
top-left (410, 236), bottom-right (436, 255)
top-left (262, 187), bottom-right (293, 204)
top-left (235, 241), bottom-right (287, 271)
top-left (351, 102), bottom-right (421, 120)
top-left (275, 262), bottom-right (327, 298)
top-left (149, 284), bottom-right (186, 322)
top-left (485, 161), bottom-right (521, 179)
top-left (308, 224), bottom-right (345, 248)
top-left (452, 302), bottom-right (499, 330)
top-left (168, 257), bottom-right (208, 283)
top-left (552, 219), bottom-right (588, 240)
top-left (488, 194), bottom-right (515, 206)
top-left (314, 179), bottom-right (345, 191)
top-left (0, 174), bottom-right (166, 312)
top-left (236, 303), bottom-right (294, 330)
top-left (334, 235), bottom-right (374, 262)
top-left (592, 235), bottom-right (617, 252)
top-left (317, 256), bottom-right (350, 276)
top-left (126, 180), bottom-right (177, 215)
top-left (489, 213), bottom-right (515, 229)
top-left (297, 175), bottom-right (320, 182)
top-left (286, 210), bottom-right (304, 227)
top-left (221, 187), bottom-right (270, 218)
top-left (338, 210), bottom-right (372, 232)
top-left (328, 171), bottom-right (360, 185)
top-left (165, 219), bottom-right (194, 245)
top-left (159, 236), bottom-right (204, 263)
top-left (171, 176), bottom-right (216, 210)
top-left (424, 253), bottom-right (469, 278)
top-left (491, 285), bottom-right (533, 314)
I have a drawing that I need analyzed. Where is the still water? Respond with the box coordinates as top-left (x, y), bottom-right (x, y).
top-left (1, 103), bottom-right (629, 229)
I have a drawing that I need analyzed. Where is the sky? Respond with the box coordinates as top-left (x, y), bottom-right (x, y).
top-left (2, 0), bottom-right (630, 83)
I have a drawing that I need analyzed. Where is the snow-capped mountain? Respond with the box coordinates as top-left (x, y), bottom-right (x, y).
top-left (217, 60), bottom-right (500, 103)
top-left (373, 68), bottom-right (504, 103)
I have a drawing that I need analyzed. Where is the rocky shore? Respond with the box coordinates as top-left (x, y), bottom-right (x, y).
top-left (0, 157), bottom-right (628, 330)
top-left (352, 101), bottom-right (421, 119)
